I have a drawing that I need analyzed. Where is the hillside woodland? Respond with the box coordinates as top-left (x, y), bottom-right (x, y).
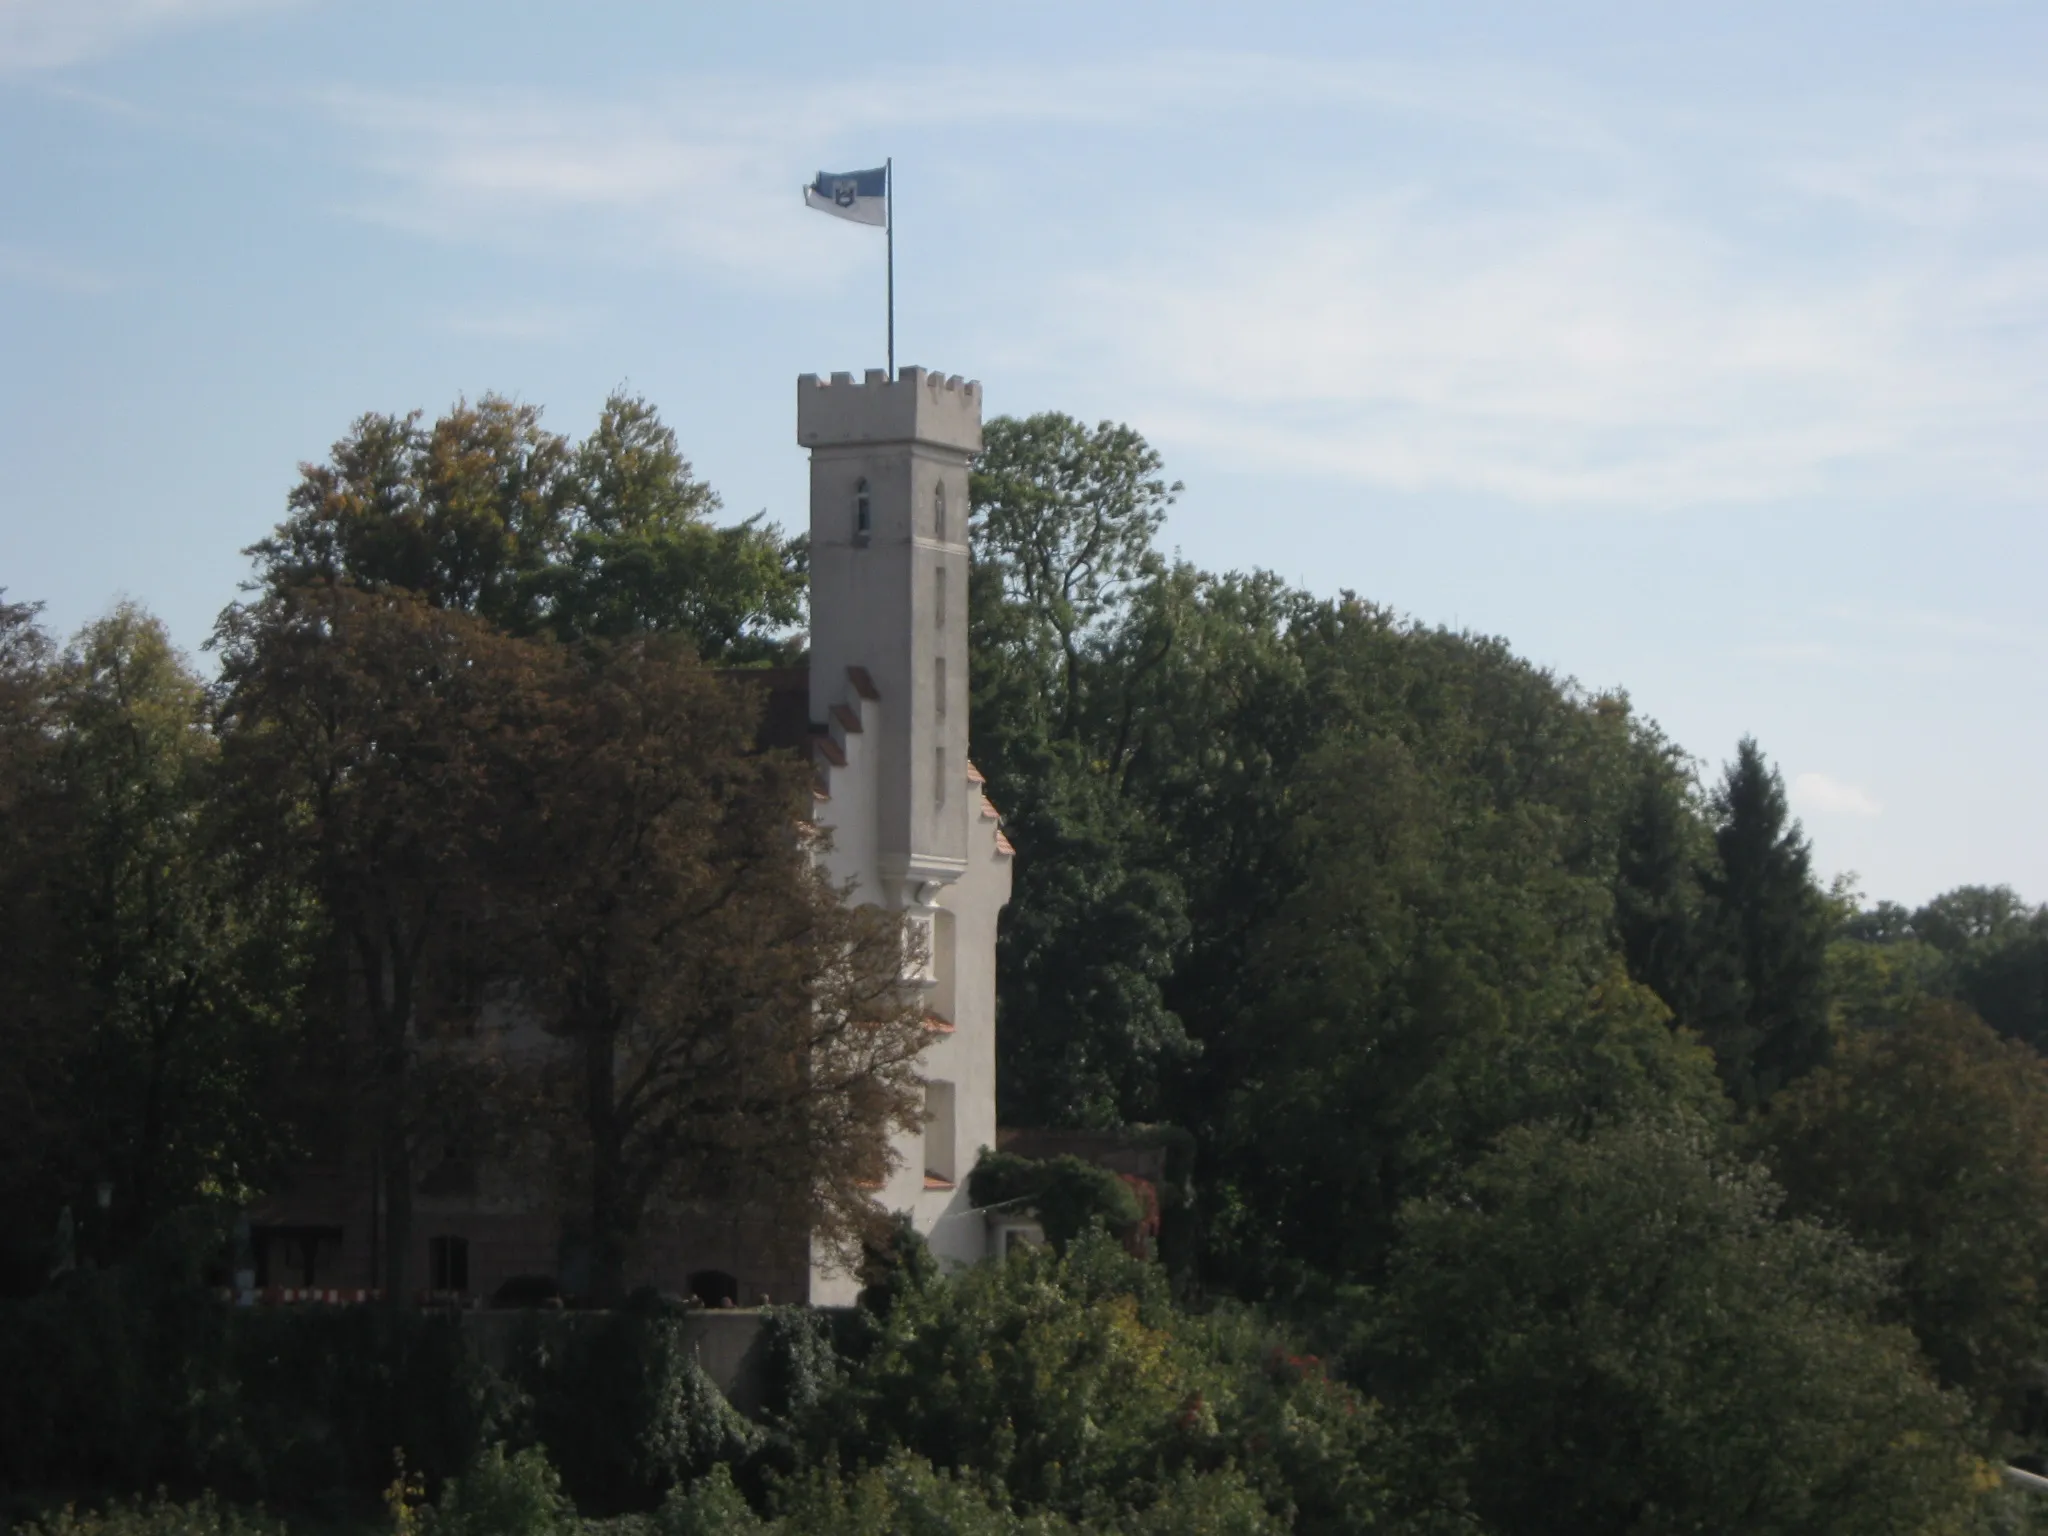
top-left (5, 396), bottom-right (2048, 1534)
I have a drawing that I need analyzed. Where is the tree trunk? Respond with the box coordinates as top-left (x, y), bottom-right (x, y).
top-left (584, 1022), bottom-right (629, 1306)
top-left (361, 928), bottom-right (416, 1302)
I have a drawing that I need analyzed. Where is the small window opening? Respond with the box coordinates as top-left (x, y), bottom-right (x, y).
top-left (901, 910), bottom-right (935, 983)
top-left (924, 1080), bottom-right (957, 1185)
top-left (854, 478), bottom-right (872, 542)
top-left (935, 746), bottom-right (946, 806)
top-left (934, 481), bottom-right (948, 542)
top-left (429, 1234), bottom-right (470, 1293)
top-left (688, 1269), bottom-right (739, 1308)
top-left (934, 565), bottom-right (947, 627)
top-left (935, 657), bottom-right (947, 719)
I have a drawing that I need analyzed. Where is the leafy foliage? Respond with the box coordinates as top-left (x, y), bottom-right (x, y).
top-left (1696, 737), bottom-right (1834, 1104)
top-left (0, 1218), bottom-right (510, 1503)
top-left (1363, 1116), bottom-right (1989, 1536)
top-left (246, 393), bottom-right (802, 661)
top-left (803, 1232), bottom-right (1390, 1532)
top-left (518, 1303), bottom-right (761, 1514)
top-left (1760, 1000), bottom-right (2048, 1431)
top-left (497, 636), bottom-right (928, 1302)
top-left (12, 1493), bottom-right (283, 1536)
top-left (967, 1151), bottom-right (1145, 1252)
top-left (422, 1443), bottom-right (574, 1536)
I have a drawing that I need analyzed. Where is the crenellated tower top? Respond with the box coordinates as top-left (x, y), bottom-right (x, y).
top-left (799, 366), bottom-right (981, 898)
top-left (797, 366), bottom-right (983, 455)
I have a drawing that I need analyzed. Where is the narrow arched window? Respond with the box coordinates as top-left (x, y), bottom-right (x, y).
top-left (934, 481), bottom-right (947, 542)
top-left (854, 478), bottom-right (872, 542)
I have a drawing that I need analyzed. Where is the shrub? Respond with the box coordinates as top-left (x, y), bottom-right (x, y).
top-left (967, 1153), bottom-right (1143, 1253)
top-left (853, 1212), bottom-right (938, 1321)
top-left (773, 1450), bottom-right (1070, 1536)
top-left (1364, 1115), bottom-right (1990, 1535)
top-left (754, 1305), bottom-right (840, 1424)
top-left (520, 1308), bottom-right (760, 1513)
top-left (0, 1237), bottom-right (511, 1507)
top-left (12, 1493), bottom-right (281, 1536)
top-left (423, 1443), bottom-right (573, 1536)
top-left (809, 1230), bottom-right (1389, 1529)
top-left (650, 1464), bottom-right (773, 1536)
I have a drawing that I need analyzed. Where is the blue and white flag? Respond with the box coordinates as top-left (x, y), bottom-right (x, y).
top-left (804, 166), bottom-right (888, 227)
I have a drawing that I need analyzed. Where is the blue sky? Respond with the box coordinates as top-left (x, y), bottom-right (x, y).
top-left (3, 1), bottom-right (2044, 906)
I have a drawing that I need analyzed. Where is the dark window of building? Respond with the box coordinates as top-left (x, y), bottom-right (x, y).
top-left (252, 1224), bottom-right (342, 1287)
top-left (934, 481), bottom-right (947, 542)
top-left (854, 479), bottom-right (872, 542)
top-left (430, 1234), bottom-right (470, 1293)
top-left (688, 1268), bottom-right (739, 1308)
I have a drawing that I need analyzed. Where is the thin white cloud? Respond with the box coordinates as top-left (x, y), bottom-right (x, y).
top-left (305, 55), bottom-right (2048, 512)
top-left (1792, 772), bottom-right (1884, 820)
top-left (306, 54), bottom-right (1627, 284)
top-left (433, 303), bottom-right (602, 344)
top-left (0, 0), bottom-right (288, 71)
top-left (0, 241), bottom-right (116, 292)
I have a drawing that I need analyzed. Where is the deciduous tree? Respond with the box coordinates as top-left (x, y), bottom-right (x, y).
top-left (1366, 1117), bottom-right (1985, 1535)
top-left (498, 641), bottom-right (931, 1304)
top-left (1759, 999), bottom-right (2048, 1430)
top-left (247, 393), bottom-right (802, 662)
top-left (213, 585), bottom-right (540, 1296)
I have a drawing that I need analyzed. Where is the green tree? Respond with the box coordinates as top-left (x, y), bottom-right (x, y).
top-left (0, 595), bottom-right (67, 1258)
top-left (1365, 1116), bottom-right (1987, 1536)
top-left (813, 1231), bottom-right (1389, 1531)
top-left (500, 640), bottom-right (931, 1302)
top-left (1913, 885), bottom-right (2039, 955)
top-left (248, 392), bottom-right (802, 661)
top-left (968, 416), bottom-right (1192, 1128)
top-left (1759, 1000), bottom-right (2048, 1431)
top-left (537, 394), bottom-right (804, 656)
top-left (970, 413), bottom-right (1177, 740)
top-left (1212, 707), bottom-right (1723, 1289)
top-left (213, 585), bottom-right (540, 1296)
top-left (42, 607), bottom-right (308, 1252)
top-left (1698, 737), bottom-right (1833, 1105)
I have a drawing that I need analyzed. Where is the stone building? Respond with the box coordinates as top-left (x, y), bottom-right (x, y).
top-left (795, 365), bottom-right (1013, 1302)
top-left (243, 366), bottom-right (1012, 1306)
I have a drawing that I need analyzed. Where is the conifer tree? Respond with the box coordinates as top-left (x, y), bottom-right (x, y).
top-left (1699, 737), bottom-right (1832, 1105)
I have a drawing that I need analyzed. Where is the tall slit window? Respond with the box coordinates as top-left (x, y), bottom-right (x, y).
top-left (934, 565), bottom-right (947, 627)
top-left (935, 657), bottom-right (947, 719)
top-left (854, 478), bottom-right (872, 543)
top-left (429, 1235), bottom-right (469, 1293)
top-left (935, 747), bottom-right (947, 806)
top-left (934, 481), bottom-right (948, 542)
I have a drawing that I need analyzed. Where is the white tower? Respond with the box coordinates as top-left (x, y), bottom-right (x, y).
top-left (797, 367), bottom-right (1013, 1300)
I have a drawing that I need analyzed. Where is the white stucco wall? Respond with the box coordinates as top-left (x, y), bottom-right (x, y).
top-left (798, 368), bottom-right (1012, 1304)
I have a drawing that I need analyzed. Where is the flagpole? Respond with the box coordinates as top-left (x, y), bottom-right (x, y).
top-left (885, 157), bottom-right (895, 381)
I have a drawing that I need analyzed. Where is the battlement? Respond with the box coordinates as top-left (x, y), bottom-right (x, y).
top-left (797, 366), bottom-right (983, 455)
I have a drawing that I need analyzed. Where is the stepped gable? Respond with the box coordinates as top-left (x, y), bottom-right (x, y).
top-left (722, 665), bottom-right (812, 753)
top-left (720, 664), bottom-right (884, 800)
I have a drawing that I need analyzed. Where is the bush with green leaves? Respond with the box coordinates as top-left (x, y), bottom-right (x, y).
top-left (1362, 1115), bottom-right (1992, 1535)
top-left (10, 1493), bottom-right (281, 1536)
top-left (754, 1305), bottom-right (840, 1425)
top-left (650, 1453), bottom-right (1287, 1536)
top-left (803, 1230), bottom-right (1388, 1531)
top-left (0, 1212), bottom-right (507, 1504)
top-left (966, 1152), bottom-right (1144, 1252)
top-left (422, 1443), bottom-right (573, 1536)
top-left (518, 1300), bottom-right (761, 1513)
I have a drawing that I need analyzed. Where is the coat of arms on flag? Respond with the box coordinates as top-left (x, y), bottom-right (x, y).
top-left (804, 166), bottom-right (888, 227)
